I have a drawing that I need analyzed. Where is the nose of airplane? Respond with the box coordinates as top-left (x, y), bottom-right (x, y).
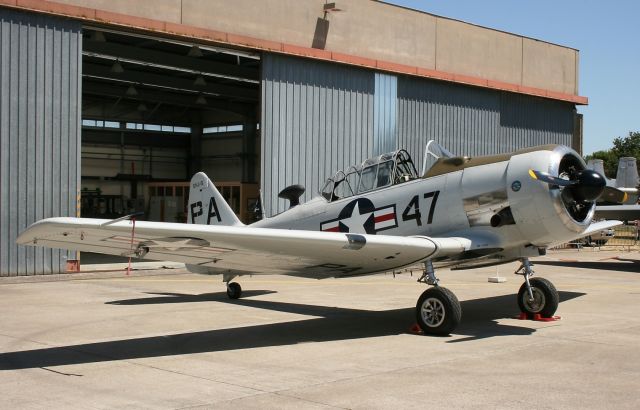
top-left (571, 169), bottom-right (606, 202)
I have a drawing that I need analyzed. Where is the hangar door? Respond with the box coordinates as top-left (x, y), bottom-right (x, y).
top-left (0, 10), bottom-right (81, 276)
top-left (80, 28), bottom-right (261, 264)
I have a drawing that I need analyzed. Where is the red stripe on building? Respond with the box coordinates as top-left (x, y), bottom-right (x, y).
top-left (0, 0), bottom-right (588, 105)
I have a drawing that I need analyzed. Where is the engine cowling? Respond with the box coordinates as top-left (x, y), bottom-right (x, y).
top-left (506, 145), bottom-right (598, 247)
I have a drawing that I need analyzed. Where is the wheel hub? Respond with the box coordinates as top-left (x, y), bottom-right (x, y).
top-left (420, 297), bottom-right (445, 327)
top-left (523, 287), bottom-right (545, 313)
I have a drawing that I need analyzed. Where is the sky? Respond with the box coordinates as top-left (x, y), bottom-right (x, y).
top-left (385, 0), bottom-right (640, 155)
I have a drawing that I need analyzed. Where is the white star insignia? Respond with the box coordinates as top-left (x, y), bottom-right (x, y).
top-left (340, 202), bottom-right (373, 233)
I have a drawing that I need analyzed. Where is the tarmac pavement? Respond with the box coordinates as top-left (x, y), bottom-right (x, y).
top-left (0, 248), bottom-right (639, 409)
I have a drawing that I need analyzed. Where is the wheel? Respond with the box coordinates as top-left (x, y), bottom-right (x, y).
top-left (415, 287), bottom-right (461, 336)
top-left (517, 277), bottom-right (559, 317)
top-left (594, 239), bottom-right (607, 246)
top-left (226, 282), bottom-right (242, 299)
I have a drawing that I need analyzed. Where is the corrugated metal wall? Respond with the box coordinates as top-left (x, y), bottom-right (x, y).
top-left (261, 54), bottom-right (374, 216)
top-left (397, 77), bottom-right (575, 170)
top-left (261, 54), bottom-right (575, 216)
top-left (0, 10), bottom-right (82, 276)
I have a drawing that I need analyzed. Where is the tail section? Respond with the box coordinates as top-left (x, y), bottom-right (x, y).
top-left (616, 157), bottom-right (639, 189)
top-left (188, 172), bottom-right (244, 226)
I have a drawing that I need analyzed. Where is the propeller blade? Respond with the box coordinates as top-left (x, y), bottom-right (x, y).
top-left (528, 170), bottom-right (575, 187)
top-left (599, 186), bottom-right (629, 204)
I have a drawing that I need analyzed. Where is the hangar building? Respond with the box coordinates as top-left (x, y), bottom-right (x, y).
top-left (0, 0), bottom-right (587, 276)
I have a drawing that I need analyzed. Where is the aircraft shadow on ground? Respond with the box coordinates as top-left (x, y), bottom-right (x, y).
top-left (0, 291), bottom-right (584, 370)
top-left (106, 290), bottom-right (278, 305)
top-left (535, 259), bottom-right (640, 273)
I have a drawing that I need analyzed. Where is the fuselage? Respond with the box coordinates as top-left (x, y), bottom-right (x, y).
top-left (253, 144), bottom-right (596, 264)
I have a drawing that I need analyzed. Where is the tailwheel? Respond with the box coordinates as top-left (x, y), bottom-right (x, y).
top-left (226, 282), bottom-right (242, 299)
top-left (517, 277), bottom-right (558, 318)
top-left (416, 287), bottom-right (461, 336)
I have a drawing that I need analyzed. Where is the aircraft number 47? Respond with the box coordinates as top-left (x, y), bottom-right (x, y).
top-left (401, 191), bottom-right (440, 226)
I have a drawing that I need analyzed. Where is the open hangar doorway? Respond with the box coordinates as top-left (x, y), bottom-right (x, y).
top-left (80, 28), bottom-right (260, 264)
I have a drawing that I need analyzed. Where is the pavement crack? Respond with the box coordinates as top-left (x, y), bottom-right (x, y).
top-left (40, 367), bottom-right (83, 377)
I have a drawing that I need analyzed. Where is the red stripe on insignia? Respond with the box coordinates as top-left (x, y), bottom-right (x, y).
top-left (374, 213), bottom-right (395, 223)
top-left (323, 227), bottom-right (341, 232)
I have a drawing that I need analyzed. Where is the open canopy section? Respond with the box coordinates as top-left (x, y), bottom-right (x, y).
top-left (421, 140), bottom-right (455, 175)
top-left (320, 150), bottom-right (418, 202)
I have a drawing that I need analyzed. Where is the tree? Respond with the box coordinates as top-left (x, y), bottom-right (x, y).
top-left (585, 131), bottom-right (640, 179)
top-left (585, 149), bottom-right (618, 178)
top-left (612, 131), bottom-right (640, 161)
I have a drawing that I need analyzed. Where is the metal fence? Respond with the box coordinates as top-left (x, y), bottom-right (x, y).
top-left (604, 225), bottom-right (639, 247)
top-left (553, 224), bottom-right (639, 250)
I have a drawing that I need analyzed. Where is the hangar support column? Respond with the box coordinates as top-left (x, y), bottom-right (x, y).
top-left (189, 114), bottom-right (203, 178)
top-left (242, 115), bottom-right (257, 183)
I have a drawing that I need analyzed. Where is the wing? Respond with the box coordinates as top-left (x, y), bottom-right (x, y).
top-left (581, 219), bottom-right (623, 235)
top-left (17, 217), bottom-right (472, 278)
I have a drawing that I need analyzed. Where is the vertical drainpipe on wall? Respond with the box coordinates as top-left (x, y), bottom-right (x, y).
top-left (66, 189), bottom-right (82, 272)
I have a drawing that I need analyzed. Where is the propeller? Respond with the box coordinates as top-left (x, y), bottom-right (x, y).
top-left (528, 168), bottom-right (606, 202)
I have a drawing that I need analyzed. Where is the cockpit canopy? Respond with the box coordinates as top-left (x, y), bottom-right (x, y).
top-left (320, 150), bottom-right (418, 202)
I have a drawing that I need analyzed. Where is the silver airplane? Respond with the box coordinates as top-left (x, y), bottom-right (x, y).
top-left (588, 157), bottom-right (640, 221)
top-left (17, 141), bottom-right (621, 335)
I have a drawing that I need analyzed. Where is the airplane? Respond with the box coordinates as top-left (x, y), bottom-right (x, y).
top-left (587, 157), bottom-right (639, 203)
top-left (17, 141), bottom-right (622, 336)
top-left (587, 157), bottom-right (640, 222)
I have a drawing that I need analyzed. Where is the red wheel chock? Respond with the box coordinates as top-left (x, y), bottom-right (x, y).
top-left (517, 312), bottom-right (562, 322)
top-left (408, 323), bottom-right (424, 334)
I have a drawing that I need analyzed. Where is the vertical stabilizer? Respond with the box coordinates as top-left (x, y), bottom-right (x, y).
top-left (615, 157), bottom-right (639, 189)
top-left (187, 172), bottom-right (244, 226)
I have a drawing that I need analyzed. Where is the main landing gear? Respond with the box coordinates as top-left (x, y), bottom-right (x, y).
top-left (515, 258), bottom-right (559, 318)
top-left (415, 261), bottom-right (462, 336)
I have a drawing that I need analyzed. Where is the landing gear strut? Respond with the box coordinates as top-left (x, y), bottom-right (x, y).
top-left (515, 258), bottom-right (559, 318)
top-left (415, 261), bottom-right (461, 336)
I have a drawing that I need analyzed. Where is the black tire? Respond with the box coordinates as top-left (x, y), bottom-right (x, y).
top-left (415, 287), bottom-right (461, 336)
top-left (517, 277), bottom-right (558, 317)
top-left (226, 282), bottom-right (242, 299)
